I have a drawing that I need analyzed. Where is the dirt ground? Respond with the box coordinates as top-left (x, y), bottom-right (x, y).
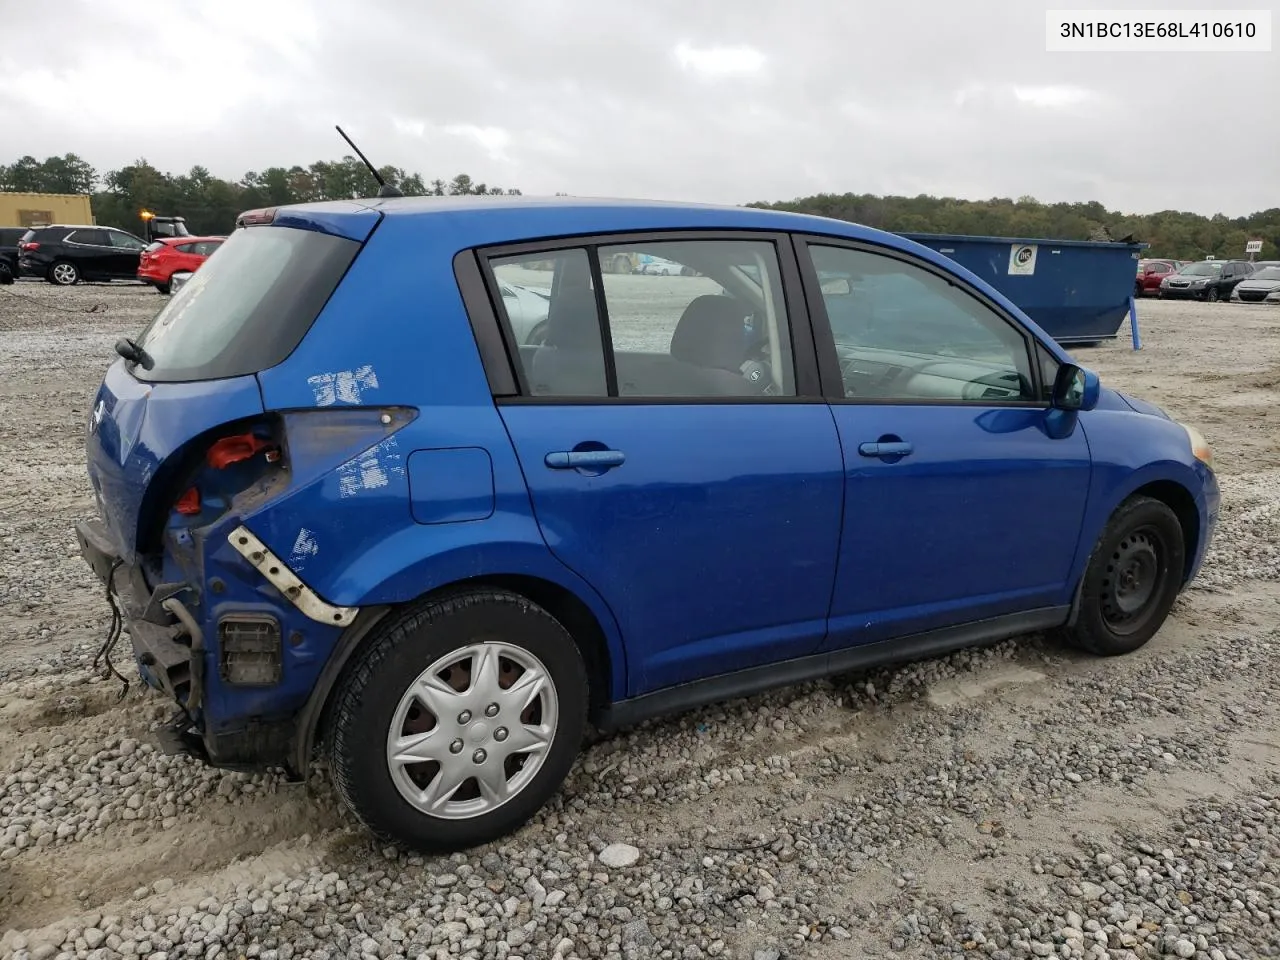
top-left (1, 282), bottom-right (1277, 959)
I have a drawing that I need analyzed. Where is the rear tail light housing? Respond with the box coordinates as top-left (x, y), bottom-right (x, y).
top-left (19, 241), bottom-right (38, 252)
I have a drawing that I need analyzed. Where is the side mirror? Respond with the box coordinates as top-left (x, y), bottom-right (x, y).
top-left (1051, 363), bottom-right (1100, 412)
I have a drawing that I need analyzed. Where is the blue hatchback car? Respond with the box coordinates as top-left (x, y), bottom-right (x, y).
top-left (77, 196), bottom-right (1219, 850)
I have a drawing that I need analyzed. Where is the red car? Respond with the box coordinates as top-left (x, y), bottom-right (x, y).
top-left (137, 236), bottom-right (225, 294)
top-left (1135, 258), bottom-right (1181, 297)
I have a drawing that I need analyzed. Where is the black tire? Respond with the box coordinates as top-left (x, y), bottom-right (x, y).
top-left (1206, 287), bottom-right (1220, 302)
top-left (1134, 281), bottom-right (1143, 298)
top-left (328, 589), bottom-right (588, 852)
top-left (48, 260), bottom-right (79, 286)
top-left (155, 282), bottom-right (171, 296)
top-left (1060, 495), bottom-right (1185, 656)
top-left (525, 321), bottom-right (547, 346)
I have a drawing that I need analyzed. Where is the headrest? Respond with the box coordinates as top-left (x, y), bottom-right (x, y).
top-left (670, 295), bottom-right (749, 371)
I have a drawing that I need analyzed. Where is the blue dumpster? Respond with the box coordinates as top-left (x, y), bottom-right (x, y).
top-left (897, 232), bottom-right (1147, 345)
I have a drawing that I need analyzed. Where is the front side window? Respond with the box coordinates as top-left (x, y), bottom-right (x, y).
top-left (807, 243), bottom-right (1036, 403)
top-left (488, 238), bottom-right (797, 399)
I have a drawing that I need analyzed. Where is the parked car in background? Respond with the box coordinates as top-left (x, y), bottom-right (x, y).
top-left (1159, 259), bottom-right (1254, 301)
top-left (496, 280), bottom-right (552, 344)
top-left (17, 224), bottom-right (149, 285)
top-left (1231, 265), bottom-right (1280, 304)
top-left (0, 226), bottom-right (23, 284)
top-left (1134, 259), bottom-right (1179, 297)
top-left (138, 236), bottom-right (225, 294)
top-left (168, 270), bottom-right (194, 296)
top-left (77, 195), bottom-right (1219, 852)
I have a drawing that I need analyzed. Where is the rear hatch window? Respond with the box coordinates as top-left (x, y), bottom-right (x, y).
top-left (133, 225), bottom-right (359, 383)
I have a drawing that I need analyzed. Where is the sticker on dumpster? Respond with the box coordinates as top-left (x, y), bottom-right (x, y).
top-left (1008, 244), bottom-right (1038, 275)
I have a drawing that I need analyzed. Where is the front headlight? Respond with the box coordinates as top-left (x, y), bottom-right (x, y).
top-left (1181, 423), bottom-right (1214, 470)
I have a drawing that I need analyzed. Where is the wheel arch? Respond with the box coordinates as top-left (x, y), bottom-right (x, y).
top-left (1130, 478), bottom-right (1200, 583)
top-left (293, 571), bottom-right (622, 777)
top-left (1067, 472), bottom-right (1203, 626)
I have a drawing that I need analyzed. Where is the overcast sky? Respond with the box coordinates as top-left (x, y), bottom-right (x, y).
top-left (3, 0), bottom-right (1276, 216)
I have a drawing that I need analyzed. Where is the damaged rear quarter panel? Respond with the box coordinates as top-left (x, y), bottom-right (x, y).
top-left (247, 218), bottom-right (628, 698)
top-left (88, 359), bottom-right (265, 561)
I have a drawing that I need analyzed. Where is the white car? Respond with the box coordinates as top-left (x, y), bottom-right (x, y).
top-left (1231, 265), bottom-right (1280, 304)
top-left (499, 282), bottom-right (552, 343)
top-left (639, 257), bottom-right (688, 276)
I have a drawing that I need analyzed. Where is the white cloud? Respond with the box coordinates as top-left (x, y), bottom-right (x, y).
top-left (673, 42), bottom-right (767, 77)
top-left (1013, 85), bottom-right (1096, 108)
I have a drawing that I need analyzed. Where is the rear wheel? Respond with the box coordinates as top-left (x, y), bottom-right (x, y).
top-left (49, 260), bottom-right (79, 286)
top-left (1060, 496), bottom-right (1184, 656)
top-left (328, 589), bottom-right (588, 851)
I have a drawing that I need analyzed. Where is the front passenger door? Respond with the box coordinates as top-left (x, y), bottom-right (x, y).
top-left (107, 231), bottom-right (148, 279)
top-left (798, 239), bottom-right (1092, 649)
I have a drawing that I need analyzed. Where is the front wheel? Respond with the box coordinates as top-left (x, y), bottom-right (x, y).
top-left (1206, 287), bottom-right (1220, 302)
top-left (328, 590), bottom-right (588, 851)
top-left (1059, 496), bottom-right (1185, 656)
top-left (155, 281), bottom-right (171, 296)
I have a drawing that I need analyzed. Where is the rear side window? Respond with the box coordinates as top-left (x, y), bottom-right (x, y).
top-left (134, 225), bottom-right (358, 383)
top-left (69, 229), bottom-right (109, 246)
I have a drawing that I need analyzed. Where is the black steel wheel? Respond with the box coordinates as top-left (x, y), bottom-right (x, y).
top-left (1060, 495), bottom-right (1185, 656)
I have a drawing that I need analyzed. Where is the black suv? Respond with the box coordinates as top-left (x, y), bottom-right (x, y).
top-left (0, 227), bottom-right (24, 284)
top-left (17, 224), bottom-right (149, 285)
top-left (1159, 259), bottom-right (1255, 302)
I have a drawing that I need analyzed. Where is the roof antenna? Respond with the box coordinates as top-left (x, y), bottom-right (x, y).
top-left (335, 124), bottom-right (403, 198)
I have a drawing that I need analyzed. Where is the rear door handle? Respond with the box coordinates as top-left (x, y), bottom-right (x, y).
top-left (858, 441), bottom-right (913, 458)
top-left (545, 449), bottom-right (626, 470)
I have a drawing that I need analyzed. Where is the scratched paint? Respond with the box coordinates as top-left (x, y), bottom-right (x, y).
top-left (337, 436), bottom-right (406, 498)
top-left (289, 527), bottom-right (320, 569)
top-left (307, 365), bottom-right (379, 406)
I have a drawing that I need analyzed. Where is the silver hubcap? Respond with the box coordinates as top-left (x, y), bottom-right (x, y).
top-left (53, 264), bottom-right (76, 284)
top-left (386, 642), bottom-right (558, 820)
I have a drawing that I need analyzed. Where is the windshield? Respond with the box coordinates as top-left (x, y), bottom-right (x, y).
top-left (1178, 262), bottom-right (1223, 276)
top-left (1250, 267), bottom-right (1280, 281)
top-left (134, 225), bottom-right (358, 383)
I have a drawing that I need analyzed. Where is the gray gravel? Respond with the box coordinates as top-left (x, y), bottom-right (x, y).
top-left (2, 284), bottom-right (1279, 959)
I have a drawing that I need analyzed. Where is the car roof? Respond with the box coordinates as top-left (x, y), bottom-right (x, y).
top-left (280, 193), bottom-right (981, 260)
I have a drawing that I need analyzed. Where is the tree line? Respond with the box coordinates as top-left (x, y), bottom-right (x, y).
top-left (2, 152), bottom-right (1276, 261)
top-left (751, 193), bottom-right (1279, 261)
top-left (0, 153), bottom-right (520, 237)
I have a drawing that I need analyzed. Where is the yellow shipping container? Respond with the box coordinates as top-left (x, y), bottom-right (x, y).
top-left (0, 192), bottom-right (94, 228)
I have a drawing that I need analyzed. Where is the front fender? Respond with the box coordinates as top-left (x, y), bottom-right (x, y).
top-left (1073, 408), bottom-right (1215, 591)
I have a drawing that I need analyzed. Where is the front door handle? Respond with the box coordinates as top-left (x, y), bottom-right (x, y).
top-left (545, 449), bottom-right (626, 470)
top-left (858, 441), bottom-right (913, 458)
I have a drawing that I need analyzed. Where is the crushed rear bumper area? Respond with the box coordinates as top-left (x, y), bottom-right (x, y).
top-left (75, 517), bottom-right (202, 711)
top-left (75, 517), bottom-right (310, 776)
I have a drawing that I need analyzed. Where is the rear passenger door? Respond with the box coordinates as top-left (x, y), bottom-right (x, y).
top-left (479, 234), bottom-right (845, 697)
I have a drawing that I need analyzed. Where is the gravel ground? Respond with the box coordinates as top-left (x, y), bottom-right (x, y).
top-left (1, 282), bottom-right (1278, 960)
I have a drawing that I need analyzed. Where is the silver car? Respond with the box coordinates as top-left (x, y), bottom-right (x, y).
top-left (1231, 265), bottom-right (1280, 304)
